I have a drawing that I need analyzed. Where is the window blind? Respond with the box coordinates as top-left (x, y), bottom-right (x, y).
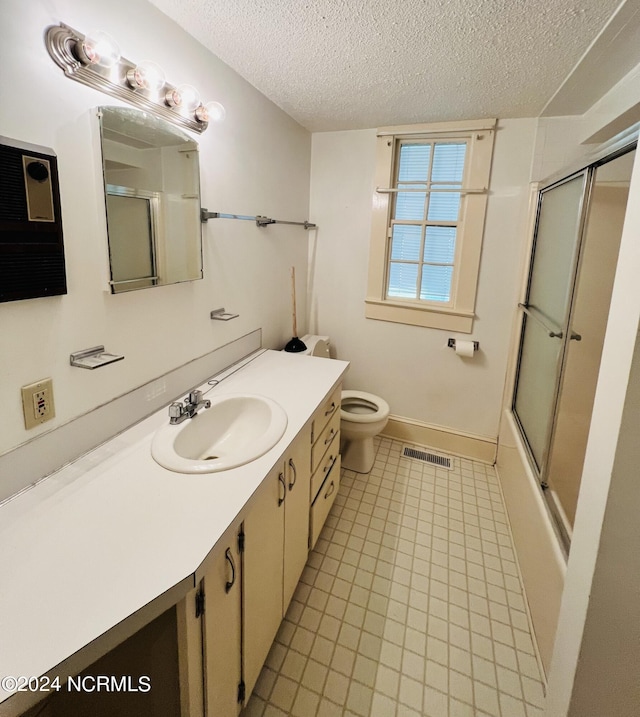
top-left (387, 141), bottom-right (467, 303)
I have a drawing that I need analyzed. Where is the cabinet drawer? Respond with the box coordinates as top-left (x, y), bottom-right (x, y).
top-left (311, 408), bottom-right (340, 474)
top-left (311, 385), bottom-right (341, 444)
top-left (311, 430), bottom-right (340, 502)
top-left (310, 456), bottom-right (341, 550)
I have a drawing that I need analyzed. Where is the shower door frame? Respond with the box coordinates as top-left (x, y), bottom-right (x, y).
top-left (512, 138), bottom-right (638, 552)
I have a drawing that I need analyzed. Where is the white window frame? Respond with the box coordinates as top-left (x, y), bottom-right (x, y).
top-left (365, 118), bottom-right (496, 332)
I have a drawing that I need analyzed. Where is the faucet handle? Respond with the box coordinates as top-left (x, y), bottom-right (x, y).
top-left (169, 402), bottom-right (185, 419)
top-left (187, 390), bottom-right (203, 405)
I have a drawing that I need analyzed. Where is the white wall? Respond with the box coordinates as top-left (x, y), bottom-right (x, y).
top-left (308, 119), bottom-right (537, 442)
top-left (0, 0), bottom-right (310, 456)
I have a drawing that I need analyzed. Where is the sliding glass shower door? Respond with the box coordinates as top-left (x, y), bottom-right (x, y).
top-left (543, 150), bottom-right (635, 529)
top-left (512, 146), bottom-right (636, 548)
top-left (513, 174), bottom-right (587, 471)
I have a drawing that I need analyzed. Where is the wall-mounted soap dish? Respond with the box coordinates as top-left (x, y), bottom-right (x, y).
top-left (70, 346), bottom-right (124, 369)
top-left (210, 308), bottom-right (239, 321)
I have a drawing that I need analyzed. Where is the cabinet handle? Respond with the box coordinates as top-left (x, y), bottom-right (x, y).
top-left (324, 480), bottom-right (335, 500)
top-left (324, 401), bottom-right (336, 416)
top-left (278, 472), bottom-right (286, 506)
top-left (323, 455), bottom-right (335, 473)
top-left (288, 458), bottom-right (297, 491)
top-left (224, 548), bottom-right (236, 593)
top-left (324, 428), bottom-right (336, 446)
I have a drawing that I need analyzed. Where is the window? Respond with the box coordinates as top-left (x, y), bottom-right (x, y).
top-left (366, 119), bottom-right (496, 332)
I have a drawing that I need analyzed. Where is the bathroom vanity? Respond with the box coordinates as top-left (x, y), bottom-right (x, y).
top-left (0, 350), bottom-right (348, 717)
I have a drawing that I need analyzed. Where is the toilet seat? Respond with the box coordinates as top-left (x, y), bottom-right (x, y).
top-left (341, 390), bottom-right (390, 423)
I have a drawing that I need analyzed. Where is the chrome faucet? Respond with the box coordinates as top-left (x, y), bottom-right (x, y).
top-left (168, 390), bottom-right (211, 424)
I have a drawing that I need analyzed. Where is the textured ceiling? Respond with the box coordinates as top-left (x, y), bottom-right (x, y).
top-left (147, 0), bottom-right (625, 132)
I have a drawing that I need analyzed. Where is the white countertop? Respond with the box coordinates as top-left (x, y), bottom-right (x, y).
top-left (0, 350), bottom-right (348, 707)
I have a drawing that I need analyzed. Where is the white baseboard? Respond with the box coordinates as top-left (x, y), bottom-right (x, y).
top-left (381, 414), bottom-right (497, 464)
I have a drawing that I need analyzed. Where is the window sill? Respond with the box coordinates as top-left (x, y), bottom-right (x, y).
top-left (365, 298), bottom-right (474, 332)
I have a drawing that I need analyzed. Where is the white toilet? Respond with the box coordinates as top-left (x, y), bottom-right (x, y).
top-left (299, 335), bottom-right (390, 473)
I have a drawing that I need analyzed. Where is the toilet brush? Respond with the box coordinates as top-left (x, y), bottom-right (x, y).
top-left (284, 266), bottom-right (307, 353)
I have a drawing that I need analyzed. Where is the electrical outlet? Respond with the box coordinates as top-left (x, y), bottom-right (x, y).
top-left (21, 378), bottom-right (55, 429)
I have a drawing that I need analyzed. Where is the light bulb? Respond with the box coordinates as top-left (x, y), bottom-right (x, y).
top-left (74, 39), bottom-right (98, 66)
top-left (176, 84), bottom-right (200, 111)
top-left (126, 60), bottom-right (166, 92)
top-left (77, 31), bottom-right (121, 68)
top-left (195, 101), bottom-right (226, 123)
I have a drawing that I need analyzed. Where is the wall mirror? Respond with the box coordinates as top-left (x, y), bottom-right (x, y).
top-left (98, 106), bottom-right (203, 293)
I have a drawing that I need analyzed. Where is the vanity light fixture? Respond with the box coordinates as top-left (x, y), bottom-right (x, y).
top-left (45, 23), bottom-right (225, 134)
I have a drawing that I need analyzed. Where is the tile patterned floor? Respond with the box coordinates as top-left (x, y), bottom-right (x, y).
top-left (242, 437), bottom-right (546, 717)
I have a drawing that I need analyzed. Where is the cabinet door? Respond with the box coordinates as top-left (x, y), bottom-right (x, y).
top-left (202, 527), bottom-right (242, 717)
top-left (283, 427), bottom-right (312, 612)
top-left (177, 589), bottom-right (205, 717)
top-left (243, 465), bottom-right (285, 698)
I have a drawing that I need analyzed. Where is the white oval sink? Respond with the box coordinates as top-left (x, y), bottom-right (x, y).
top-left (151, 393), bottom-right (288, 474)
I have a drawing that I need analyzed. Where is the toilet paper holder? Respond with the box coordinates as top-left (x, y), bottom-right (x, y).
top-left (447, 338), bottom-right (480, 351)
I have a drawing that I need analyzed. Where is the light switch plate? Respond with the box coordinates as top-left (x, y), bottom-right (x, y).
top-left (21, 378), bottom-right (55, 429)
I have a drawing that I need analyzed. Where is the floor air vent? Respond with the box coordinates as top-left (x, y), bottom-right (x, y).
top-left (402, 446), bottom-right (452, 468)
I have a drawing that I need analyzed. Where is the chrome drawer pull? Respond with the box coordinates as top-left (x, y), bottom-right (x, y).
top-left (324, 480), bottom-right (335, 499)
top-left (324, 428), bottom-right (336, 445)
top-left (324, 401), bottom-right (336, 416)
top-left (278, 472), bottom-right (286, 506)
top-left (323, 455), bottom-right (335, 473)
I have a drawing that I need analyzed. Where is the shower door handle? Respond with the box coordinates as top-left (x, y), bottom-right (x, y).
top-left (518, 303), bottom-right (563, 339)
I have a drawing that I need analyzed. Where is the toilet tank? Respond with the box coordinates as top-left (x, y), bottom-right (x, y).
top-left (301, 334), bottom-right (331, 358)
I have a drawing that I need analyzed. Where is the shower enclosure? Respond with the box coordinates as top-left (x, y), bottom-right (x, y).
top-left (512, 143), bottom-right (636, 550)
